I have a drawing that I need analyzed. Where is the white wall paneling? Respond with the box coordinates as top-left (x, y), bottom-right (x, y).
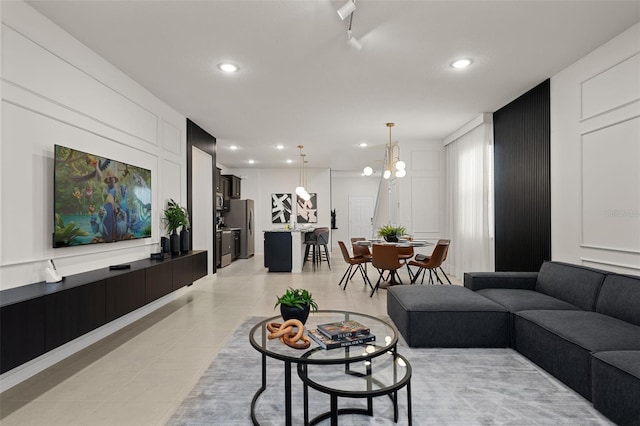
top-left (551, 22), bottom-right (640, 275)
top-left (1, 4), bottom-right (186, 287)
top-left (581, 116), bottom-right (640, 253)
top-left (0, 1), bottom-right (188, 388)
top-left (581, 53), bottom-right (640, 120)
top-left (2, 25), bottom-right (158, 145)
top-left (411, 176), bottom-right (441, 234)
top-left (162, 120), bottom-right (181, 155)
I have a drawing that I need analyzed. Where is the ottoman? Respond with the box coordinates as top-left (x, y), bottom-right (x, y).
top-left (387, 285), bottom-right (509, 347)
top-left (591, 350), bottom-right (640, 426)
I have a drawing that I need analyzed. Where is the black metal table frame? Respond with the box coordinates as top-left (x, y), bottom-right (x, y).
top-left (249, 310), bottom-right (401, 426)
top-left (297, 352), bottom-right (412, 426)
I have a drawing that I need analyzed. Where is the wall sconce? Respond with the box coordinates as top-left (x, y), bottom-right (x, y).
top-left (363, 122), bottom-right (406, 179)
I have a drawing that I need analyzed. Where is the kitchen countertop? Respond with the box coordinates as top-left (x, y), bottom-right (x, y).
top-left (217, 227), bottom-right (241, 232)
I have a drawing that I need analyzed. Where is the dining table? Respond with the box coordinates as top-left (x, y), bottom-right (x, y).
top-left (353, 239), bottom-right (434, 291)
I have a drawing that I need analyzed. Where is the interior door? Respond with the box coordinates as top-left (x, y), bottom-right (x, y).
top-left (349, 196), bottom-right (374, 239)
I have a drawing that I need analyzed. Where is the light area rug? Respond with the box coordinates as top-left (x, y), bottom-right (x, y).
top-left (167, 316), bottom-right (612, 426)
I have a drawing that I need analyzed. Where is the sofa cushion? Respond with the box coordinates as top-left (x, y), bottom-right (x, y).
top-left (516, 310), bottom-right (640, 353)
top-left (534, 261), bottom-right (607, 311)
top-left (477, 288), bottom-right (582, 313)
top-left (596, 274), bottom-right (640, 327)
top-left (591, 351), bottom-right (640, 425)
top-left (515, 310), bottom-right (640, 400)
top-left (464, 272), bottom-right (538, 291)
top-left (387, 285), bottom-right (508, 347)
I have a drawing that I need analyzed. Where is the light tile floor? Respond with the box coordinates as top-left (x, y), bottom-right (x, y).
top-left (0, 253), bottom-right (459, 425)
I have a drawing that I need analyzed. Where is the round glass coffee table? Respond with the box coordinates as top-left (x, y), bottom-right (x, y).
top-left (249, 310), bottom-right (405, 426)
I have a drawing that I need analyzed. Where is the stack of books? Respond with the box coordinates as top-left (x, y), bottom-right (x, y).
top-left (307, 319), bottom-right (375, 349)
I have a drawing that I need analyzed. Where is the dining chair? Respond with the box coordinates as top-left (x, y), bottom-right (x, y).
top-left (337, 241), bottom-right (373, 290)
top-left (396, 235), bottom-right (414, 281)
top-left (408, 240), bottom-right (450, 284)
top-left (413, 239), bottom-right (452, 284)
top-left (370, 244), bottom-right (404, 297)
top-left (350, 237), bottom-right (372, 278)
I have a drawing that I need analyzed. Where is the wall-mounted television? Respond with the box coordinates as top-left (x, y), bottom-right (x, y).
top-left (53, 144), bottom-right (152, 248)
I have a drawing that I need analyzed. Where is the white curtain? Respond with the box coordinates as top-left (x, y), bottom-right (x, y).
top-left (445, 122), bottom-right (494, 279)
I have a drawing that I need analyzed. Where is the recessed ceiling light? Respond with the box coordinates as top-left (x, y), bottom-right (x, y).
top-left (229, 145), bottom-right (238, 150)
top-left (359, 142), bottom-right (367, 147)
top-left (451, 58), bottom-right (473, 69)
top-left (217, 62), bottom-right (239, 73)
top-left (276, 144), bottom-right (284, 150)
top-left (248, 159), bottom-right (255, 164)
top-left (286, 159), bottom-right (293, 164)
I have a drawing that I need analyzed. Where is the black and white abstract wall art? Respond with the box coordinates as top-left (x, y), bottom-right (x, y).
top-left (272, 193), bottom-right (292, 223)
top-left (296, 193), bottom-right (317, 223)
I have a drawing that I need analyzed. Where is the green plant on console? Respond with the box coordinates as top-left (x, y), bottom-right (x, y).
top-left (163, 199), bottom-right (190, 234)
top-left (274, 287), bottom-right (319, 311)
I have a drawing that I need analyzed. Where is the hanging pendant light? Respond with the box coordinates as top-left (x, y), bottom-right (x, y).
top-left (296, 145), bottom-right (311, 200)
top-left (363, 122), bottom-right (406, 179)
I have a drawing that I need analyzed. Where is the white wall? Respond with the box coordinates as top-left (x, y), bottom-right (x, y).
top-left (397, 140), bottom-right (446, 243)
top-left (221, 167), bottom-right (331, 254)
top-left (0, 1), bottom-right (189, 389)
top-left (330, 172), bottom-right (380, 248)
top-left (551, 22), bottom-right (640, 275)
top-left (0, 2), bottom-right (187, 291)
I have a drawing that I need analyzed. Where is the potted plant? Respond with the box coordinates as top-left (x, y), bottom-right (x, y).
top-left (377, 224), bottom-right (407, 242)
top-left (163, 199), bottom-right (190, 255)
top-left (274, 287), bottom-right (318, 325)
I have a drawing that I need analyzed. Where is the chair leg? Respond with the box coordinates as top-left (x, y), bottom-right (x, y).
top-left (438, 267), bottom-right (452, 284)
top-left (370, 273), bottom-right (384, 297)
top-left (339, 264), bottom-right (354, 289)
top-left (323, 245), bottom-right (331, 270)
top-left (358, 264), bottom-right (373, 290)
top-left (410, 268), bottom-right (424, 284)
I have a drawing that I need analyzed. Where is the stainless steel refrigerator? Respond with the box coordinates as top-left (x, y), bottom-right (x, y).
top-left (226, 199), bottom-right (255, 258)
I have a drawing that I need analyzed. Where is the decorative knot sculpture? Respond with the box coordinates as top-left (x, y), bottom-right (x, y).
top-left (267, 319), bottom-right (311, 349)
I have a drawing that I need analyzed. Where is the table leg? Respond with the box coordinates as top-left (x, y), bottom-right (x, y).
top-left (303, 365), bottom-right (309, 426)
top-left (330, 394), bottom-right (338, 426)
top-left (285, 360), bottom-right (292, 426)
top-left (407, 380), bottom-right (412, 426)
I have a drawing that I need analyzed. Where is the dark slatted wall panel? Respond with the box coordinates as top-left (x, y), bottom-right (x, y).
top-left (493, 80), bottom-right (551, 272)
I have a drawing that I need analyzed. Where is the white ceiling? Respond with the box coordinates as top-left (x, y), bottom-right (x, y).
top-left (27, 0), bottom-right (640, 171)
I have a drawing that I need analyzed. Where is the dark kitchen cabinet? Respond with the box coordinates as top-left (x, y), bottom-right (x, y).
top-left (172, 255), bottom-right (193, 290)
top-left (233, 229), bottom-right (241, 260)
top-left (146, 262), bottom-right (173, 303)
top-left (45, 280), bottom-right (106, 351)
top-left (216, 167), bottom-right (222, 193)
top-left (0, 250), bottom-right (208, 374)
top-left (223, 174), bottom-right (241, 199)
top-left (216, 230), bottom-right (222, 268)
top-left (1, 297), bottom-right (45, 374)
top-left (106, 270), bottom-right (146, 322)
top-left (221, 176), bottom-right (230, 211)
top-left (264, 231), bottom-right (292, 272)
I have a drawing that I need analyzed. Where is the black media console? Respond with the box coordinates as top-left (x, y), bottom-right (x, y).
top-left (0, 250), bottom-right (208, 374)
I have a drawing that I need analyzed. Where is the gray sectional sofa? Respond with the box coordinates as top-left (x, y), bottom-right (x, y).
top-left (387, 261), bottom-right (640, 425)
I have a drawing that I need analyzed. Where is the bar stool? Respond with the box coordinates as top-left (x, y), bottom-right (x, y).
top-left (304, 227), bottom-right (331, 270)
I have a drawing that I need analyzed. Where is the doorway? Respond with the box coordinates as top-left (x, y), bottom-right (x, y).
top-left (349, 196), bottom-right (374, 239)
top-left (192, 147), bottom-right (214, 274)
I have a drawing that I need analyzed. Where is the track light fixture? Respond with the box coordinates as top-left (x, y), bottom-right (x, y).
top-left (363, 123), bottom-right (406, 179)
top-left (345, 8), bottom-right (362, 50)
top-left (337, 0), bottom-right (356, 20)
